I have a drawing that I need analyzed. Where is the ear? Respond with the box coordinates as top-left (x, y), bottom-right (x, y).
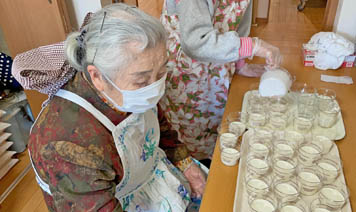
top-left (87, 65), bottom-right (105, 91)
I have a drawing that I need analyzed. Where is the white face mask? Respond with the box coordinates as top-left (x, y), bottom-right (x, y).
top-left (102, 73), bottom-right (167, 113)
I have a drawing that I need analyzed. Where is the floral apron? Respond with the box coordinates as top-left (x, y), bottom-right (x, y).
top-left (160, 0), bottom-right (251, 159)
top-left (30, 89), bottom-right (205, 212)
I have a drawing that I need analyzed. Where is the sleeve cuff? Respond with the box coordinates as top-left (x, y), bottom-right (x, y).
top-left (239, 37), bottom-right (253, 58)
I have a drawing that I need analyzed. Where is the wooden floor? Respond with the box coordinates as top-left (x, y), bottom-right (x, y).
top-left (0, 0), bottom-right (325, 211)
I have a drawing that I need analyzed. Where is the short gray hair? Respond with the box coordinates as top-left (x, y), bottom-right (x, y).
top-left (65, 3), bottom-right (167, 78)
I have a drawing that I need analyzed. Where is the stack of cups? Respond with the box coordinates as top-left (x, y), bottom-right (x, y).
top-left (219, 112), bottom-right (247, 166)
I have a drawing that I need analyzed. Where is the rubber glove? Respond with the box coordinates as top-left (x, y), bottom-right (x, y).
top-left (237, 63), bottom-right (267, 77)
top-left (183, 162), bottom-right (207, 199)
top-left (252, 38), bottom-right (282, 68)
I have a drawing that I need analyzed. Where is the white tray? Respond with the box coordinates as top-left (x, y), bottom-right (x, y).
top-left (241, 91), bottom-right (346, 140)
top-left (233, 130), bottom-right (352, 212)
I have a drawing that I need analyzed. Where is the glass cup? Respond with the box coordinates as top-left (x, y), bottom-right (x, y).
top-left (316, 156), bottom-right (342, 184)
top-left (245, 173), bottom-right (272, 196)
top-left (227, 112), bottom-right (248, 137)
top-left (279, 198), bottom-right (308, 212)
top-left (310, 198), bottom-right (340, 212)
top-left (254, 128), bottom-right (273, 142)
top-left (247, 154), bottom-right (270, 176)
top-left (219, 133), bottom-right (238, 150)
top-left (273, 156), bottom-right (297, 180)
top-left (269, 111), bottom-right (289, 130)
top-left (297, 166), bottom-right (323, 196)
top-left (319, 184), bottom-right (349, 210)
top-left (273, 139), bottom-right (296, 158)
top-left (248, 194), bottom-right (278, 212)
top-left (273, 178), bottom-right (300, 203)
top-left (269, 96), bottom-right (289, 113)
top-left (248, 137), bottom-right (271, 158)
top-left (318, 100), bottom-right (340, 128)
top-left (248, 107), bottom-right (268, 128)
top-left (311, 135), bottom-right (335, 155)
top-left (293, 111), bottom-right (315, 133)
top-left (274, 130), bottom-right (305, 148)
top-left (221, 148), bottom-right (240, 166)
top-left (293, 83), bottom-right (317, 112)
top-left (297, 143), bottom-right (322, 166)
top-left (316, 88), bottom-right (336, 110)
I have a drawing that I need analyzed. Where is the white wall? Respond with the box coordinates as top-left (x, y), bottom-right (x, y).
top-left (333, 0), bottom-right (356, 43)
top-left (66, 0), bottom-right (102, 30)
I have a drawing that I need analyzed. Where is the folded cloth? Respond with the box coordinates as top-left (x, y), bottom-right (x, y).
top-left (321, 74), bottom-right (353, 85)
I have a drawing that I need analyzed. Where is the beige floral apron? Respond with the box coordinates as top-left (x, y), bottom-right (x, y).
top-left (160, 0), bottom-right (251, 159)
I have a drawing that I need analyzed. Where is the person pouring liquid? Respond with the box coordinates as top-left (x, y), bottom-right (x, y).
top-left (12, 4), bottom-right (206, 211)
top-left (159, 0), bottom-right (282, 160)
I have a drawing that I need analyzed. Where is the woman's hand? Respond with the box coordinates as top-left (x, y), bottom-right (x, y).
top-left (237, 63), bottom-right (267, 77)
top-left (252, 38), bottom-right (282, 68)
top-left (183, 163), bottom-right (207, 199)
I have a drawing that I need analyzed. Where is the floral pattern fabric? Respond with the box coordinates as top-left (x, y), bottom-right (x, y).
top-left (160, 0), bottom-right (251, 159)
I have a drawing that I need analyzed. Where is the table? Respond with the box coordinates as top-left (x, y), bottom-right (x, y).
top-left (200, 58), bottom-right (356, 211)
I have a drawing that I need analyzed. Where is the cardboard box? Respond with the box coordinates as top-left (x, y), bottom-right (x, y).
top-left (302, 44), bottom-right (356, 68)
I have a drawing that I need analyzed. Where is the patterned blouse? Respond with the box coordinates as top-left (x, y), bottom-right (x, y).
top-left (29, 71), bottom-right (189, 212)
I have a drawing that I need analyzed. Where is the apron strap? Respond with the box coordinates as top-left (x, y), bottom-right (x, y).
top-left (55, 89), bottom-right (116, 132)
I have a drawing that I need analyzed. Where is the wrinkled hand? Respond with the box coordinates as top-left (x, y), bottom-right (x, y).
top-left (237, 63), bottom-right (267, 77)
top-left (253, 38), bottom-right (282, 68)
top-left (183, 163), bottom-right (207, 199)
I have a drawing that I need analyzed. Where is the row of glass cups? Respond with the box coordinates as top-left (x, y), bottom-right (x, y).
top-left (244, 129), bottom-right (349, 212)
top-left (247, 84), bottom-right (341, 131)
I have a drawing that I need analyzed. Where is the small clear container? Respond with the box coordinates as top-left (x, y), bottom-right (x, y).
top-left (279, 198), bottom-right (308, 212)
top-left (297, 143), bottom-right (322, 166)
top-left (269, 111), bottom-right (289, 130)
top-left (310, 198), bottom-right (340, 212)
top-left (245, 173), bottom-right (272, 196)
top-left (311, 135), bottom-right (335, 155)
top-left (248, 108), bottom-right (268, 128)
top-left (269, 96), bottom-right (289, 113)
top-left (273, 130), bottom-right (305, 147)
top-left (273, 156), bottom-right (297, 179)
top-left (273, 139), bottom-right (296, 158)
top-left (254, 128), bottom-right (273, 142)
top-left (318, 100), bottom-right (340, 128)
top-left (297, 166), bottom-right (323, 196)
top-left (316, 88), bottom-right (336, 109)
top-left (293, 111), bottom-right (315, 133)
top-left (248, 194), bottom-right (278, 212)
top-left (316, 156), bottom-right (342, 184)
top-left (219, 133), bottom-right (238, 150)
top-left (248, 137), bottom-right (271, 158)
top-left (227, 112), bottom-right (248, 137)
top-left (220, 148), bottom-right (240, 166)
top-left (319, 184), bottom-right (349, 210)
top-left (292, 83), bottom-right (316, 107)
top-left (247, 154), bottom-right (271, 176)
top-left (273, 178), bottom-right (300, 203)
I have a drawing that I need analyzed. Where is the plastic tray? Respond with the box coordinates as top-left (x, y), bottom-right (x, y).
top-left (241, 90), bottom-right (346, 140)
top-left (233, 130), bottom-right (352, 212)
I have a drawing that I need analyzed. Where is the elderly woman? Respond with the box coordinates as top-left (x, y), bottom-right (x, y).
top-left (159, 0), bottom-right (282, 160)
top-left (13, 4), bottom-right (205, 212)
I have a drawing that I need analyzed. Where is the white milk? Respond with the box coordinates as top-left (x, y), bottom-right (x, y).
top-left (313, 208), bottom-right (330, 212)
top-left (276, 143), bottom-right (294, 155)
top-left (295, 117), bottom-right (313, 131)
top-left (248, 179), bottom-right (268, 190)
top-left (250, 199), bottom-right (275, 212)
top-left (276, 183), bottom-right (298, 195)
top-left (276, 160), bottom-right (294, 170)
top-left (270, 116), bottom-right (287, 129)
top-left (318, 162), bottom-right (337, 172)
top-left (259, 69), bottom-right (292, 97)
top-left (320, 187), bottom-right (345, 207)
top-left (301, 145), bottom-right (319, 154)
top-left (249, 158), bottom-right (268, 169)
top-left (280, 205), bottom-right (303, 212)
top-left (299, 171), bottom-right (320, 183)
top-left (229, 121), bottom-right (246, 136)
top-left (249, 113), bottom-right (266, 127)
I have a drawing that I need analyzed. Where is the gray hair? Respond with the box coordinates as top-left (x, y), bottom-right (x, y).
top-left (65, 3), bottom-right (167, 79)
